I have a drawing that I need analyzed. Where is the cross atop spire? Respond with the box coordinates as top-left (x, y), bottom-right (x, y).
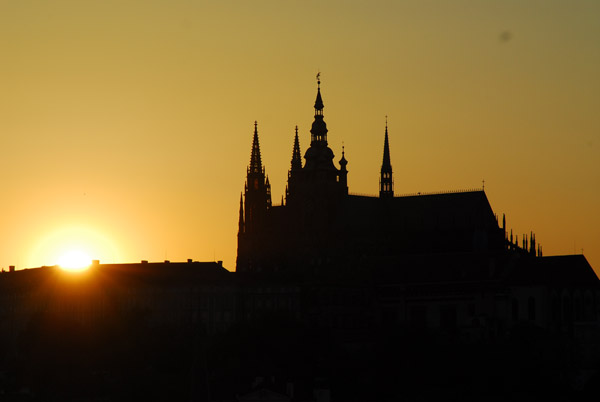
top-left (249, 121), bottom-right (263, 174)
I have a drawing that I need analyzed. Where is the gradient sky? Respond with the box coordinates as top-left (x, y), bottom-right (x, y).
top-left (1, 0), bottom-right (598, 274)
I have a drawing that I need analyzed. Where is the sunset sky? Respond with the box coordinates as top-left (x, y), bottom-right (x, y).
top-left (1, 0), bottom-right (598, 274)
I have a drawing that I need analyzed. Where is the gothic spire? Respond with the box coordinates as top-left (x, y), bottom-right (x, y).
top-left (382, 118), bottom-right (392, 171)
top-left (379, 117), bottom-right (394, 198)
top-left (291, 125), bottom-right (302, 171)
top-left (249, 121), bottom-right (263, 174)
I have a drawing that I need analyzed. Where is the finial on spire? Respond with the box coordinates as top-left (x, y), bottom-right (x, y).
top-left (313, 74), bottom-right (324, 112)
top-left (339, 141), bottom-right (348, 169)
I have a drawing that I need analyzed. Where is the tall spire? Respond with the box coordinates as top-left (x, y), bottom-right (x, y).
top-left (379, 117), bottom-right (394, 198)
top-left (310, 73), bottom-right (328, 144)
top-left (382, 118), bottom-right (392, 169)
top-left (291, 125), bottom-right (302, 171)
top-left (243, 120), bottom-right (269, 232)
top-left (238, 121), bottom-right (270, 273)
top-left (249, 121), bottom-right (263, 174)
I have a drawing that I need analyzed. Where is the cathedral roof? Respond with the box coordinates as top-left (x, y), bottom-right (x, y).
top-left (344, 190), bottom-right (496, 228)
top-left (338, 190), bottom-right (503, 254)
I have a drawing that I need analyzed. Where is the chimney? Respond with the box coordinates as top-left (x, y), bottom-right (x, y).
top-left (9, 266), bottom-right (15, 273)
top-left (217, 260), bottom-right (223, 267)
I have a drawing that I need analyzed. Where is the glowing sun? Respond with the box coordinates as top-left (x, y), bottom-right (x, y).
top-left (57, 250), bottom-right (92, 271)
top-left (29, 225), bottom-right (120, 270)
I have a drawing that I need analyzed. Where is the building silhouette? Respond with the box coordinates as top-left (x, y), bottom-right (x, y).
top-left (232, 78), bottom-right (600, 399)
top-left (233, 77), bottom-right (599, 336)
top-left (238, 78), bottom-right (506, 274)
top-left (0, 78), bottom-right (598, 400)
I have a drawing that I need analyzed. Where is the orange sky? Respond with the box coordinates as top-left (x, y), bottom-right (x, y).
top-left (0, 0), bottom-right (598, 274)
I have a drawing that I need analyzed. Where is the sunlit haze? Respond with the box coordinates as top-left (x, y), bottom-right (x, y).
top-left (57, 250), bottom-right (92, 272)
top-left (28, 226), bottom-right (119, 270)
top-left (0, 1), bottom-right (598, 274)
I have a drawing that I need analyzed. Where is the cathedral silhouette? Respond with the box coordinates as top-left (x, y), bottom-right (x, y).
top-left (238, 77), bottom-right (507, 274)
top-left (0, 77), bottom-right (598, 400)
top-left (233, 79), bottom-right (600, 372)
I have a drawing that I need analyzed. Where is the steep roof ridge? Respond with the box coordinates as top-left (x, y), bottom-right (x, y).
top-left (349, 188), bottom-right (484, 198)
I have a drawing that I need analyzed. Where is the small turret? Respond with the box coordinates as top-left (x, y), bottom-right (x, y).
top-left (266, 175), bottom-right (272, 209)
top-left (339, 145), bottom-right (348, 194)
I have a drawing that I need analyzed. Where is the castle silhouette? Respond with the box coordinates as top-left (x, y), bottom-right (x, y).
top-left (238, 78), bottom-right (529, 274)
top-left (0, 77), bottom-right (598, 400)
top-left (231, 78), bottom-right (600, 398)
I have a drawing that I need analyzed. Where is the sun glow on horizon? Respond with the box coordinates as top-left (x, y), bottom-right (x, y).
top-left (57, 249), bottom-right (92, 272)
top-left (28, 226), bottom-right (121, 270)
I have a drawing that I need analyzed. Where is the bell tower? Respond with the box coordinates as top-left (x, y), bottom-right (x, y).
top-left (302, 75), bottom-right (339, 183)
